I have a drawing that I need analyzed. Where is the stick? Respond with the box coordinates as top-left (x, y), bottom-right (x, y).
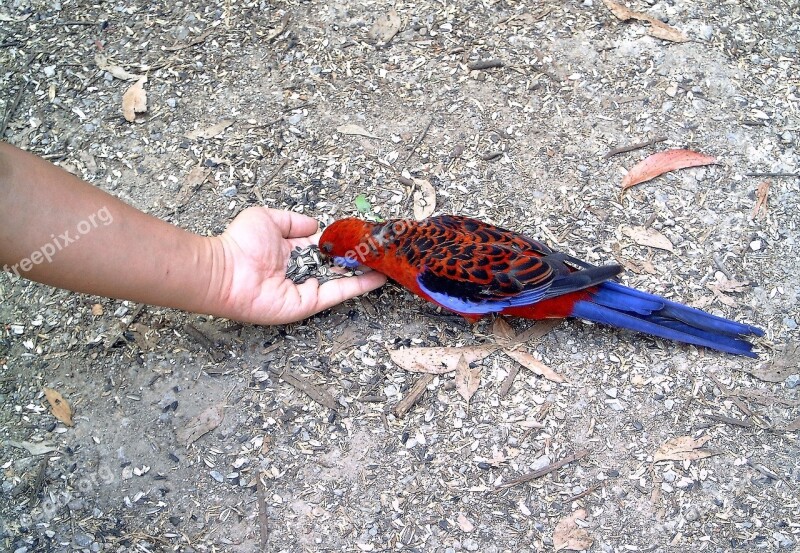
top-left (0, 81), bottom-right (26, 139)
top-left (393, 373), bottom-right (435, 418)
top-left (494, 449), bottom-right (590, 491)
top-left (401, 117), bottom-right (434, 167)
top-left (745, 172), bottom-right (798, 178)
top-left (498, 364), bottom-right (519, 397)
top-left (183, 323), bottom-right (227, 362)
top-left (256, 474), bottom-right (269, 550)
top-left (467, 59), bottom-right (504, 70)
top-left (703, 413), bottom-right (752, 428)
top-left (603, 136), bottom-right (667, 159)
top-left (104, 304), bottom-right (145, 352)
top-left (267, 365), bottom-right (339, 411)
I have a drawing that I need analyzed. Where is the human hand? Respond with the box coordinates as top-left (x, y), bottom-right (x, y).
top-left (209, 207), bottom-right (387, 324)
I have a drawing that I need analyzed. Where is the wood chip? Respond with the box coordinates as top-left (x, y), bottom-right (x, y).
top-left (653, 435), bottom-right (716, 462)
top-left (393, 373), bottom-right (435, 418)
top-left (268, 365), bottom-right (339, 411)
top-left (177, 404), bottom-right (224, 445)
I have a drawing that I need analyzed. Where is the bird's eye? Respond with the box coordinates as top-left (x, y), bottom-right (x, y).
top-left (321, 242), bottom-right (333, 253)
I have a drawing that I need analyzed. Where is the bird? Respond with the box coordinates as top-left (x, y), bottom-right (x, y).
top-left (318, 215), bottom-right (763, 357)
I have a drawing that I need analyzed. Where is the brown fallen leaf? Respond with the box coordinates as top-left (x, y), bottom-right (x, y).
top-left (130, 322), bottom-right (159, 351)
top-left (505, 350), bottom-right (566, 383)
top-left (621, 225), bottom-right (674, 252)
top-left (388, 345), bottom-right (494, 374)
top-left (121, 77), bottom-right (147, 122)
top-left (621, 149), bottom-right (717, 191)
top-left (412, 178), bottom-right (436, 220)
top-left (177, 404), bottom-right (225, 445)
top-left (329, 325), bottom-right (360, 358)
top-left (603, 0), bottom-right (688, 43)
top-left (492, 317), bottom-right (517, 345)
top-left (369, 8), bottom-right (402, 44)
top-left (457, 512), bottom-right (475, 532)
top-left (553, 509), bottom-right (593, 552)
top-left (91, 303), bottom-right (104, 316)
top-left (336, 123), bottom-right (380, 139)
top-left (745, 342), bottom-right (798, 383)
top-left (751, 180), bottom-right (770, 219)
top-left (454, 354), bottom-right (481, 403)
top-left (654, 435), bottom-right (715, 462)
top-left (185, 119), bottom-right (234, 140)
top-left (43, 387), bottom-right (73, 427)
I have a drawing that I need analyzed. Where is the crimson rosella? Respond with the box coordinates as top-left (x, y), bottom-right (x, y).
top-left (319, 215), bottom-right (763, 357)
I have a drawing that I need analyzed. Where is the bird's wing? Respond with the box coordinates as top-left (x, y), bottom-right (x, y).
top-left (413, 241), bottom-right (557, 315)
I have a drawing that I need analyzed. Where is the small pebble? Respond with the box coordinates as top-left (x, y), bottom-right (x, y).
top-left (750, 239), bottom-right (762, 251)
top-left (785, 374), bottom-right (800, 389)
top-left (209, 470), bottom-right (224, 482)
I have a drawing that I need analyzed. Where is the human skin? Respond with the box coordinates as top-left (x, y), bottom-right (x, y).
top-left (0, 142), bottom-right (386, 324)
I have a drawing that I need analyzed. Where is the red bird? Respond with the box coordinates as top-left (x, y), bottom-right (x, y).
top-left (319, 215), bottom-right (763, 357)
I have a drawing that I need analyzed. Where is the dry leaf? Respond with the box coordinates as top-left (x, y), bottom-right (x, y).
top-left (369, 9), bottom-right (402, 44)
top-left (336, 123), bottom-right (380, 139)
top-left (330, 325), bottom-right (360, 358)
top-left (6, 440), bottom-right (59, 455)
top-left (654, 435), bottom-right (715, 462)
top-left (492, 317), bottom-right (517, 345)
top-left (454, 354), bottom-right (481, 403)
top-left (621, 225), bottom-right (674, 252)
top-left (621, 149), bottom-right (717, 190)
top-left (745, 342), bottom-right (798, 383)
top-left (387, 345), bottom-right (494, 374)
top-left (121, 77), bottom-right (147, 122)
top-left (751, 180), bottom-right (770, 219)
top-left (554, 509), bottom-right (593, 552)
top-left (43, 387), bottom-right (74, 427)
top-left (95, 53), bottom-right (142, 81)
top-left (505, 350), bottom-right (566, 383)
top-left (177, 404), bottom-right (225, 445)
top-left (603, 0), bottom-right (688, 43)
top-left (185, 119), bottom-right (234, 140)
top-left (412, 178), bottom-right (436, 220)
top-left (785, 418), bottom-right (800, 432)
top-left (457, 512), bottom-right (475, 533)
top-left (91, 303), bottom-right (104, 316)
top-left (130, 322), bottom-right (159, 351)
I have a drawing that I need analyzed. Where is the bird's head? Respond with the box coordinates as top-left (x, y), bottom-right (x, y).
top-left (319, 218), bottom-right (378, 269)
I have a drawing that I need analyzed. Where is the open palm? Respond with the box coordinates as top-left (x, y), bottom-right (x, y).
top-left (212, 207), bottom-right (386, 324)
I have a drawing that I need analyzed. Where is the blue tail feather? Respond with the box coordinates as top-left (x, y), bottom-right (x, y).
top-left (570, 282), bottom-right (761, 357)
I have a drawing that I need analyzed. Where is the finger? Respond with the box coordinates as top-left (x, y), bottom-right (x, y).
top-left (297, 272), bottom-right (387, 315)
top-left (267, 208), bottom-right (320, 238)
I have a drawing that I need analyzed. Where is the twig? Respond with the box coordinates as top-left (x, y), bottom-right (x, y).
top-left (56, 20), bottom-right (101, 26)
top-left (494, 449), bottom-right (590, 491)
top-left (0, 80), bottom-right (27, 139)
top-left (31, 453), bottom-right (51, 502)
top-left (603, 136), bottom-right (667, 159)
top-left (567, 483), bottom-right (601, 502)
top-left (712, 253), bottom-right (734, 281)
top-left (703, 413), bottom-right (752, 428)
top-left (267, 365), bottom-right (339, 411)
top-left (393, 373), bottom-right (435, 418)
top-left (256, 474), bottom-right (269, 550)
top-left (745, 172), bottom-right (798, 178)
top-left (183, 323), bottom-right (227, 363)
top-left (163, 28), bottom-right (213, 52)
top-left (401, 117), bottom-right (434, 167)
top-left (498, 364), bottom-right (519, 397)
top-left (104, 304), bottom-right (145, 352)
top-left (467, 58), bottom-right (504, 70)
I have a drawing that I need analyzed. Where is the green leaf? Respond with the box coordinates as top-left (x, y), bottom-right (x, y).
top-left (354, 194), bottom-right (372, 214)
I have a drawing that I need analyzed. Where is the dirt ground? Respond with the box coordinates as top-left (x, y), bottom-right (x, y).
top-left (1, 1), bottom-right (799, 552)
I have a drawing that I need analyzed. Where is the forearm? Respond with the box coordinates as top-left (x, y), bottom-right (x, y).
top-left (0, 142), bottom-right (225, 314)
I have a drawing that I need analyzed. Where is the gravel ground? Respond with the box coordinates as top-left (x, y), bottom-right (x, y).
top-left (1, 1), bottom-right (799, 552)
